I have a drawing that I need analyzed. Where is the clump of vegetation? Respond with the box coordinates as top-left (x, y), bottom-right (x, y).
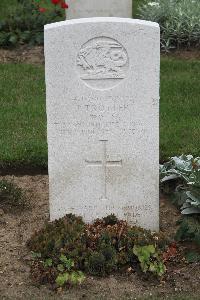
top-left (27, 214), bottom-right (168, 289)
top-left (0, 179), bottom-right (28, 212)
top-left (138, 0), bottom-right (200, 52)
top-left (160, 155), bottom-right (200, 245)
top-left (160, 155), bottom-right (200, 215)
top-left (133, 244), bottom-right (166, 276)
top-left (0, 0), bottom-right (65, 47)
top-left (176, 215), bottom-right (200, 246)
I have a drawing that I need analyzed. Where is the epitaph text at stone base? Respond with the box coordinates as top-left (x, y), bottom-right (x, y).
top-left (45, 18), bottom-right (160, 231)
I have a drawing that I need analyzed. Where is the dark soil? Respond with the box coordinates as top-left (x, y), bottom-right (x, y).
top-left (0, 46), bottom-right (199, 65)
top-left (0, 175), bottom-right (199, 300)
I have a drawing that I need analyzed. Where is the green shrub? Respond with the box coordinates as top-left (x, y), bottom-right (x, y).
top-left (133, 244), bottom-right (166, 276)
top-left (0, 179), bottom-right (28, 212)
top-left (175, 215), bottom-right (200, 245)
top-left (27, 214), bottom-right (168, 288)
top-left (0, 0), bottom-right (65, 47)
top-left (160, 155), bottom-right (200, 215)
top-left (138, 0), bottom-right (200, 52)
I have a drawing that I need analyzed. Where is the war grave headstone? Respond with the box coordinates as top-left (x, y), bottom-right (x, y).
top-left (44, 18), bottom-right (160, 230)
top-left (66, 0), bottom-right (132, 19)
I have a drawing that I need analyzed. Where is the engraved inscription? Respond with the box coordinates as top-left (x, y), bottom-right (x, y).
top-left (85, 140), bottom-right (122, 200)
top-left (77, 37), bottom-right (129, 89)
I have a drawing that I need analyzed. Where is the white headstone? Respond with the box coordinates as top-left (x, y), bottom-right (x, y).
top-left (66, 0), bottom-right (132, 19)
top-left (45, 18), bottom-right (160, 231)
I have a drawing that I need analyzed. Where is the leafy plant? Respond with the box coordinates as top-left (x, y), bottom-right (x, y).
top-left (0, 179), bottom-right (28, 212)
top-left (133, 244), bottom-right (166, 276)
top-left (138, 0), bottom-right (200, 52)
top-left (55, 255), bottom-right (85, 287)
top-left (160, 155), bottom-right (200, 215)
top-left (44, 258), bottom-right (53, 267)
top-left (27, 214), bottom-right (168, 289)
top-left (175, 215), bottom-right (200, 245)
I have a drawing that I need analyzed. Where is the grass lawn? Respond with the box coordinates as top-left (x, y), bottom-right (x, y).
top-left (0, 58), bottom-right (199, 169)
top-left (0, 63), bottom-right (47, 169)
top-left (160, 58), bottom-right (200, 160)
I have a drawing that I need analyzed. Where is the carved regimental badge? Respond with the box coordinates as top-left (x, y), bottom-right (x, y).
top-left (77, 37), bottom-right (129, 90)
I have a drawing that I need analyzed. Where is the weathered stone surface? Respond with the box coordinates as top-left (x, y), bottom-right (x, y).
top-left (66, 0), bottom-right (132, 19)
top-left (44, 18), bottom-right (160, 231)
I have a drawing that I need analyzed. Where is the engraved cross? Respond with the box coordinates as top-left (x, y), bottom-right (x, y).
top-left (85, 140), bottom-right (122, 200)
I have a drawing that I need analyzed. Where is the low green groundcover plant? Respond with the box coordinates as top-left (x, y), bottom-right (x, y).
top-left (138, 0), bottom-right (200, 52)
top-left (0, 179), bottom-right (28, 212)
top-left (27, 214), bottom-right (168, 289)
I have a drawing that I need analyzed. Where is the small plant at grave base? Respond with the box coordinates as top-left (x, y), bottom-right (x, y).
top-left (175, 215), bottom-right (200, 246)
top-left (133, 244), bottom-right (166, 277)
top-left (160, 155), bottom-right (200, 245)
top-left (55, 255), bottom-right (85, 287)
top-left (27, 214), bottom-right (169, 289)
top-left (0, 179), bottom-right (28, 212)
top-left (160, 155), bottom-right (200, 215)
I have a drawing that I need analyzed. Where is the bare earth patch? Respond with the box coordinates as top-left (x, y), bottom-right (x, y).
top-left (0, 46), bottom-right (44, 65)
top-left (0, 175), bottom-right (199, 300)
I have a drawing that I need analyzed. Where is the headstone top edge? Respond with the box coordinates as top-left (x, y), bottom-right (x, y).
top-left (44, 18), bottom-right (159, 31)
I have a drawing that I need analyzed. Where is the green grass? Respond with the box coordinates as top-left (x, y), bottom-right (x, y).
top-left (0, 58), bottom-right (199, 169)
top-left (0, 63), bottom-right (47, 168)
top-left (160, 58), bottom-right (200, 160)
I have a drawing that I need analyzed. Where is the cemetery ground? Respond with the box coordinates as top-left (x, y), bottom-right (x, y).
top-left (0, 174), bottom-right (199, 300)
top-left (0, 47), bottom-right (200, 299)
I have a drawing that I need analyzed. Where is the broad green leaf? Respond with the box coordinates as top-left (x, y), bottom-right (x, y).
top-left (56, 273), bottom-right (69, 287)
